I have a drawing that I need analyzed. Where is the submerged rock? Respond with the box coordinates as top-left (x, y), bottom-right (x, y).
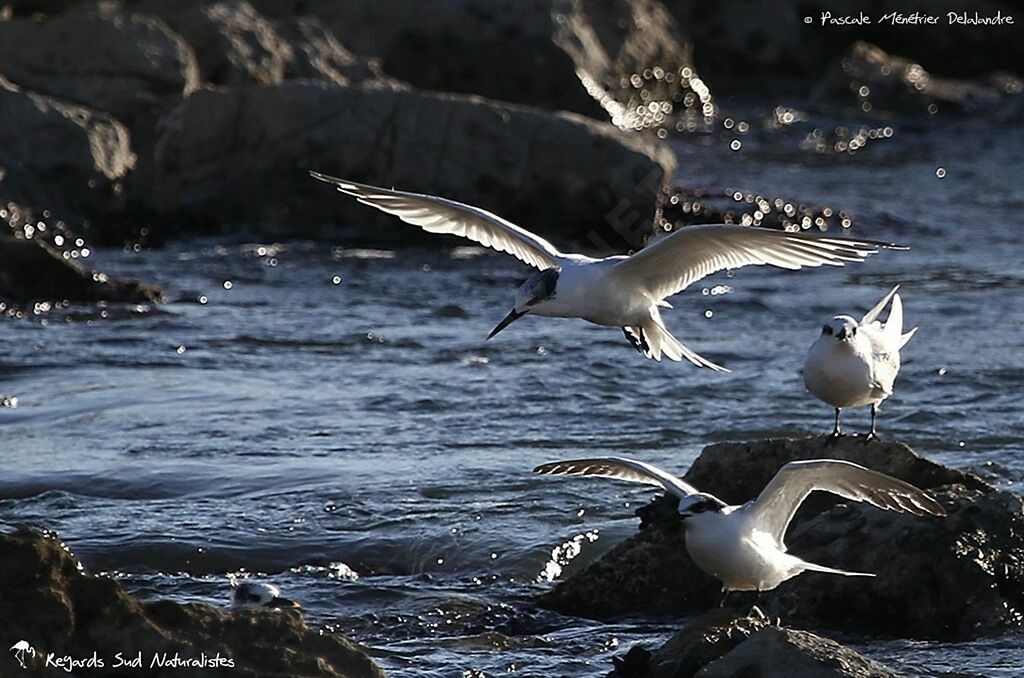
top-left (611, 609), bottom-right (897, 677)
top-left (0, 528), bottom-right (384, 678)
top-left (540, 435), bottom-right (1024, 640)
top-left (148, 80), bottom-right (675, 249)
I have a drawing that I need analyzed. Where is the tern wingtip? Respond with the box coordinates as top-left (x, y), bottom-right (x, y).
top-left (309, 170), bottom-right (346, 187)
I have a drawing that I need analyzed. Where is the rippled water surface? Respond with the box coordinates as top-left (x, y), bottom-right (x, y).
top-left (2, 115), bottom-right (1023, 676)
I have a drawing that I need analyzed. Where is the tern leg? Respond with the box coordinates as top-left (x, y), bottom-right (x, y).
top-left (719, 589), bottom-right (731, 608)
top-left (864, 403), bottom-right (879, 442)
top-left (832, 408), bottom-right (843, 436)
top-left (622, 327), bottom-right (642, 354)
top-left (637, 326), bottom-right (650, 355)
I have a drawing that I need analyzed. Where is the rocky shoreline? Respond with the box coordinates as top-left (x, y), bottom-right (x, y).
top-left (2, 0), bottom-right (1021, 305)
top-left (5, 435), bottom-right (1021, 676)
top-left (0, 528), bottom-right (385, 677)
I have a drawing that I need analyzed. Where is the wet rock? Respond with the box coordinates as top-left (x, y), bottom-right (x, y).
top-left (0, 233), bottom-right (164, 304)
top-left (697, 625), bottom-right (896, 677)
top-left (539, 435), bottom-right (1024, 640)
top-left (0, 4), bottom-right (200, 139)
top-left (552, 0), bottom-right (714, 132)
top-left (148, 80), bottom-right (675, 249)
top-left (0, 76), bottom-right (134, 226)
top-left (612, 609), bottom-right (897, 677)
top-left (0, 527), bottom-right (385, 678)
top-left (811, 41), bottom-right (1007, 117)
top-left (248, 0), bottom-right (707, 126)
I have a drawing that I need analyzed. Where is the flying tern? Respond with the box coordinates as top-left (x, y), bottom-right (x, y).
top-left (312, 172), bottom-right (905, 370)
top-left (534, 456), bottom-right (944, 602)
top-left (804, 286), bottom-right (917, 438)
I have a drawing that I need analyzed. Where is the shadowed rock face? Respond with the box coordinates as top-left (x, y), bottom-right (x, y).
top-left (0, 4), bottom-right (200, 139)
top-left (538, 435), bottom-right (1024, 640)
top-left (246, 0), bottom-right (609, 119)
top-left (0, 76), bottom-right (134, 225)
top-left (125, 1), bottom-right (385, 88)
top-left (612, 609), bottom-right (898, 677)
top-left (148, 80), bottom-right (676, 249)
top-left (0, 528), bottom-right (385, 678)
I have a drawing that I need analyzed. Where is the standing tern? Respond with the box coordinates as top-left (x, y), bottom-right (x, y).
top-left (804, 286), bottom-right (917, 438)
top-left (311, 172), bottom-right (905, 370)
top-left (534, 456), bottom-right (944, 603)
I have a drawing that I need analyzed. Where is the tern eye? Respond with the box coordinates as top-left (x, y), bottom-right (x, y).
top-left (822, 324), bottom-right (833, 335)
top-left (850, 326), bottom-right (857, 336)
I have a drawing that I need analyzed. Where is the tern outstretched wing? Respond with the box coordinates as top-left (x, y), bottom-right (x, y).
top-left (534, 457), bottom-right (698, 500)
top-left (746, 459), bottom-right (945, 547)
top-left (611, 225), bottom-right (904, 302)
top-left (311, 173), bottom-right (565, 270)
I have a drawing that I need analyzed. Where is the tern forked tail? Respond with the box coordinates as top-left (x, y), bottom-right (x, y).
top-left (639, 309), bottom-right (729, 371)
top-left (799, 560), bottom-right (875, 578)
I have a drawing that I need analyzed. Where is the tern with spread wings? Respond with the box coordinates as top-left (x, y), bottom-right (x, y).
top-left (534, 457), bottom-right (944, 602)
top-left (312, 172), bottom-right (905, 370)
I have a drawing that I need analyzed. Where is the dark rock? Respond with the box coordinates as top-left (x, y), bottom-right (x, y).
top-left (130, 0), bottom-right (291, 86)
top-left (0, 233), bottom-right (164, 304)
top-left (638, 609), bottom-right (770, 677)
top-left (0, 4), bottom-right (200, 138)
top-left (663, 0), bottom-right (1024, 83)
top-left (126, 1), bottom-right (386, 88)
top-left (274, 15), bottom-right (386, 86)
top-left (810, 41), bottom-right (1007, 117)
top-left (539, 435), bottom-right (1024, 640)
top-left (147, 80), bottom-right (675, 249)
top-left (247, 0), bottom-right (709, 128)
top-left (248, 0), bottom-right (609, 118)
top-left (0, 75), bottom-right (135, 225)
top-left (0, 527), bottom-right (385, 677)
top-left (613, 609), bottom-right (897, 677)
top-left (552, 0), bottom-right (715, 132)
top-left (697, 625), bottom-right (896, 677)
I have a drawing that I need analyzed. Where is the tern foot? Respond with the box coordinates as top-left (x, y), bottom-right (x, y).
top-left (824, 433), bottom-right (843, 447)
top-left (622, 328), bottom-right (644, 355)
top-left (863, 432), bottom-right (879, 443)
top-left (748, 604), bottom-right (767, 621)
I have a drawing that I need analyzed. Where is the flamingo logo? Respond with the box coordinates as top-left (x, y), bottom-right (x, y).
top-left (9, 640), bottom-right (35, 669)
